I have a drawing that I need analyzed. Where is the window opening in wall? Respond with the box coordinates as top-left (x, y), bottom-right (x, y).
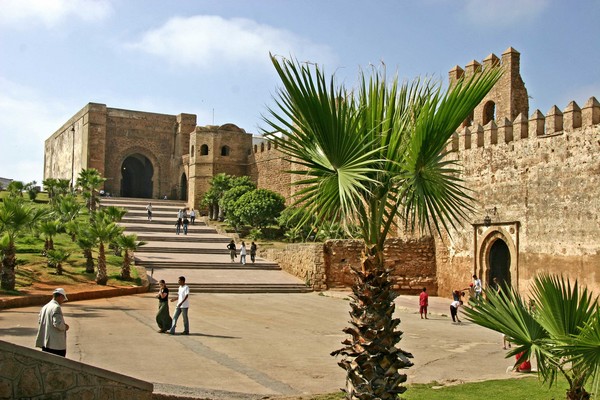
top-left (462, 111), bottom-right (474, 127)
top-left (221, 146), bottom-right (230, 156)
top-left (191, 145), bottom-right (195, 156)
top-left (261, 143), bottom-right (264, 152)
top-left (483, 101), bottom-right (496, 125)
top-left (200, 144), bottom-right (209, 155)
top-left (267, 142), bottom-right (271, 150)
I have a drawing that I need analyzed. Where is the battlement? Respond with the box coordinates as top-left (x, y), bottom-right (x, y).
top-left (448, 97), bottom-right (600, 153)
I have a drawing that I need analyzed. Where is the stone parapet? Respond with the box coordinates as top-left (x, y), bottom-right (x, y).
top-left (0, 340), bottom-right (153, 399)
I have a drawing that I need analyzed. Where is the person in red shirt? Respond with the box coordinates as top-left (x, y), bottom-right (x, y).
top-left (419, 287), bottom-right (429, 319)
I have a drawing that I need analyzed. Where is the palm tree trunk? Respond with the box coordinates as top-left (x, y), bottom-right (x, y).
top-left (121, 251), bottom-right (131, 280)
top-left (332, 247), bottom-right (413, 399)
top-left (84, 248), bottom-right (94, 273)
top-left (96, 243), bottom-right (108, 285)
top-left (1, 242), bottom-right (17, 291)
top-left (56, 262), bottom-right (63, 275)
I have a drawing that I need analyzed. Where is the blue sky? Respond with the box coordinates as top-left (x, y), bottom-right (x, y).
top-left (1, 0), bottom-right (598, 184)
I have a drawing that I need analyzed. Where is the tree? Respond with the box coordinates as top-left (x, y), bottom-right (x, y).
top-left (201, 173), bottom-right (230, 220)
top-left (463, 274), bottom-right (600, 400)
top-left (6, 181), bottom-right (24, 198)
top-left (0, 197), bottom-right (47, 290)
top-left (230, 189), bottom-right (285, 229)
top-left (75, 226), bottom-right (96, 273)
top-left (46, 249), bottom-right (70, 275)
top-left (262, 55), bottom-right (502, 399)
top-left (38, 219), bottom-right (62, 255)
top-left (76, 168), bottom-right (106, 212)
top-left (115, 234), bottom-right (146, 280)
top-left (24, 181), bottom-right (39, 201)
top-left (88, 214), bottom-right (123, 285)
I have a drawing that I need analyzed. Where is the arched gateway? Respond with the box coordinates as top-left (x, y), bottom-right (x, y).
top-left (121, 154), bottom-right (153, 198)
top-left (474, 223), bottom-right (520, 290)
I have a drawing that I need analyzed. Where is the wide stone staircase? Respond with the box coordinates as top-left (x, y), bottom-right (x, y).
top-left (99, 197), bottom-right (311, 294)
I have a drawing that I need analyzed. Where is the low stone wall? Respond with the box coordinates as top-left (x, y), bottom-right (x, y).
top-left (0, 340), bottom-right (153, 399)
top-left (262, 243), bottom-right (327, 291)
top-left (262, 237), bottom-right (438, 295)
top-left (324, 237), bottom-right (437, 295)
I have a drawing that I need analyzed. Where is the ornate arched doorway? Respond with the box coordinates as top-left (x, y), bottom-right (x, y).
top-left (179, 173), bottom-right (188, 201)
top-left (489, 238), bottom-right (511, 287)
top-left (121, 154), bottom-right (153, 198)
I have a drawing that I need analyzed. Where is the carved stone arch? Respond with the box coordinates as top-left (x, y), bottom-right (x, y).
top-left (475, 226), bottom-right (518, 289)
top-left (115, 146), bottom-right (160, 198)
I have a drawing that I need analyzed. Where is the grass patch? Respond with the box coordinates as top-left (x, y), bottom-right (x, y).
top-left (297, 376), bottom-right (569, 400)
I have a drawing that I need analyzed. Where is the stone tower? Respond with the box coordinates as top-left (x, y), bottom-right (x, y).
top-left (449, 47), bottom-right (529, 127)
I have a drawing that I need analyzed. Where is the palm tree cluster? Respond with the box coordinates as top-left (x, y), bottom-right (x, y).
top-left (262, 55), bottom-right (502, 399)
top-left (0, 169), bottom-right (145, 290)
top-left (464, 274), bottom-right (600, 400)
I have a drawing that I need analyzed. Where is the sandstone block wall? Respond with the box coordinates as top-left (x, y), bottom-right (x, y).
top-left (437, 99), bottom-right (600, 297)
top-left (0, 340), bottom-right (152, 400)
top-left (263, 237), bottom-right (437, 294)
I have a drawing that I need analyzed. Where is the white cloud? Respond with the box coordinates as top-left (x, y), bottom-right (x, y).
top-left (0, 78), bottom-right (68, 183)
top-left (463, 0), bottom-right (549, 26)
top-left (127, 15), bottom-right (337, 71)
top-left (0, 0), bottom-right (112, 29)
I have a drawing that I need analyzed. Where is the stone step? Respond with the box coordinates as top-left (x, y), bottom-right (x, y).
top-left (100, 198), bottom-right (187, 207)
top-left (137, 247), bottom-right (229, 254)
top-left (121, 218), bottom-right (207, 226)
top-left (150, 283), bottom-right (311, 294)
top-left (135, 236), bottom-right (230, 243)
top-left (137, 261), bottom-right (281, 270)
top-left (123, 226), bottom-right (213, 233)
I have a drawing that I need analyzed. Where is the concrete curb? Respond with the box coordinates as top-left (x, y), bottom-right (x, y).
top-left (0, 266), bottom-right (150, 310)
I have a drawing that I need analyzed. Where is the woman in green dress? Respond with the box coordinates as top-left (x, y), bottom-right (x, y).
top-left (156, 280), bottom-right (172, 333)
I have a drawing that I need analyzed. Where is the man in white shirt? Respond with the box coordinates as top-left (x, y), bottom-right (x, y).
top-left (472, 274), bottom-right (483, 300)
top-left (169, 276), bottom-right (190, 335)
top-left (35, 288), bottom-right (70, 356)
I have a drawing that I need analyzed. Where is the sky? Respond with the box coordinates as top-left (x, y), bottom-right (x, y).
top-left (0, 0), bottom-right (599, 184)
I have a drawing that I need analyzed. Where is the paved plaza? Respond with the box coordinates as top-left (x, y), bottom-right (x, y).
top-left (0, 291), bottom-right (521, 399)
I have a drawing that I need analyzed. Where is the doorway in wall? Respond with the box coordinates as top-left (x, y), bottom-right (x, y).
top-left (120, 154), bottom-right (153, 198)
top-left (179, 173), bottom-right (188, 201)
top-left (489, 238), bottom-right (511, 288)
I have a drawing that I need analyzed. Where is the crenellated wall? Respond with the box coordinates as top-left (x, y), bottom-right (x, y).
top-left (436, 97), bottom-right (600, 297)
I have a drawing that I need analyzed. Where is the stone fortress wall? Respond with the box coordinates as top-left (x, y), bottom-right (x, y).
top-left (438, 95), bottom-right (600, 297)
top-left (43, 47), bottom-right (599, 296)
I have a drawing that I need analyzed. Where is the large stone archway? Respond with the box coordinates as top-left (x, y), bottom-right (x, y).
top-left (120, 154), bottom-right (154, 198)
top-left (473, 222), bottom-right (520, 290)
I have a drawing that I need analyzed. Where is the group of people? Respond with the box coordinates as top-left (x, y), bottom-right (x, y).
top-left (155, 276), bottom-right (190, 335)
top-left (144, 203), bottom-right (197, 236)
top-left (174, 208), bottom-right (196, 235)
top-left (418, 274), bottom-right (485, 324)
top-left (227, 240), bottom-right (257, 265)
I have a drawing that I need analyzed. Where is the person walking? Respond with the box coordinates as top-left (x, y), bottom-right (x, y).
top-left (190, 209), bottom-right (196, 225)
top-left (169, 276), bottom-right (190, 335)
top-left (239, 241), bottom-right (247, 265)
top-left (227, 240), bottom-right (236, 262)
top-left (472, 274), bottom-right (483, 300)
top-left (175, 218), bottom-right (182, 235)
top-left (156, 280), bottom-right (171, 333)
top-left (419, 287), bottom-right (429, 319)
top-left (146, 202), bottom-right (152, 221)
top-left (182, 216), bottom-right (189, 235)
top-left (250, 241), bottom-right (257, 264)
top-left (35, 288), bottom-right (69, 357)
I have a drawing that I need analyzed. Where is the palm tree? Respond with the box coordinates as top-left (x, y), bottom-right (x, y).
top-left (0, 197), bottom-right (47, 290)
top-left (42, 178), bottom-right (59, 201)
top-left (75, 226), bottom-right (96, 273)
top-left (54, 195), bottom-right (83, 241)
top-left (46, 249), bottom-right (70, 275)
top-left (262, 55), bottom-right (502, 399)
top-left (463, 274), bottom-right (599, 400)
top-left (6, 180), bottom-right (25, 198)
top-left (38, 219), bottom-right (62, 255)
top-left (88, 214), bottom-right (123, 285)
top-left (76, 168), bottom-right (106, 212)
top-left (115, 234), bottom-right (146, 280)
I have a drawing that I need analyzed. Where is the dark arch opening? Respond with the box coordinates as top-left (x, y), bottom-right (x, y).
top-left (179, 173), bottom-right (188, 201)
top-left (489, 239), bottom-right (511, 288)
top-left (200, 144), bottom-right (209, 155)
top-left (221, 146), bottom-right (230, 156)
top-left (121, 154), bottom-right (153, 198)
top-left (483, 101), bottom-right (496, 125)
